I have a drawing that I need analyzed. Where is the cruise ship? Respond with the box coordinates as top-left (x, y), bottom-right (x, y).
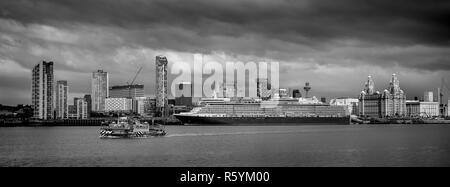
top-left (174, 94), bottom-right (350, 125)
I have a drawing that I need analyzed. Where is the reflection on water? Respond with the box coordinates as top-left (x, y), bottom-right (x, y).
top-left (1, 124), bottom-right (450, 167)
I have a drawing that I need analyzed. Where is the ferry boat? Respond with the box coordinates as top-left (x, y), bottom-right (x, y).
top-left (99, 117), bottom-right (166, 138)
top-left (174, 94), bottom-right (351, 125)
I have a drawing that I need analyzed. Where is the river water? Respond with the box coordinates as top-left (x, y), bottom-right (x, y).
top-left (1, 124), bottom-right (450, 167)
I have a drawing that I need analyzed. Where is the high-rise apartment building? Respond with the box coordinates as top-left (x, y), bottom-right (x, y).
top-left (55, 80), bottom-right (69, 119)
top-left (31, 61), bottom-right (54, 119)
top-left (155, 56), bottom-right (168, 117)
top-left (83, 94), bottom-right (92, 118)
top-left (74, 97), bottom-right (88, 119)
top-left (91, 70), bottom-right (109, 112)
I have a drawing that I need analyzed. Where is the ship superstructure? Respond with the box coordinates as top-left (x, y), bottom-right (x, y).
top-left (174, 95), bottom-right (350, 125)
top-left (99, 117), bottom-right (166, 138)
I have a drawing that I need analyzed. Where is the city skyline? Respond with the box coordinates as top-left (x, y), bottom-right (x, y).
top-left (1, 59), bottom-right (449, 106)
top-left (1, 0), bottom-right (449, 105)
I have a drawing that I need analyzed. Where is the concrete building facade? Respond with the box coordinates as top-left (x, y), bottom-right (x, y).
top-left (74, 98), bottom-right (88, 119)
top-left (105, 98), bottom-right (132, 112)
top-left (420, 102), bottom-right (440, 117)
top-left (132, 97), bottom-right (146, 115)
top-left (55, 80), bottom-right (69, 119)
top-left (91, 70), bottom-right (109, 112)
top-left (330, 98), bottom-right (359, 115)
top-left (424, 91), bottom-right (434, 102)
top-left (109, 84), bottom-right (144, 98)
top-left (257, 78), bottom-right (272, 100)
top-left (144, 97), bottom-right (157, 117)
top-left (406, 100), bottom-right (440, 117)
top-left (32, 61), bottom-right (54, 119)
top-left (83, 94), bottom-right (92, 118)
top-left (448, 100), bottom-right (450, 116)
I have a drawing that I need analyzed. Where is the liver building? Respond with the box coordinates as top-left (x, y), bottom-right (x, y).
top-left (359, 74), bottom-right (407, 118)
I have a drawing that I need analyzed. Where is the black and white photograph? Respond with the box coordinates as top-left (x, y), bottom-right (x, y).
top-left (1, 0), bottom-right (450, 175)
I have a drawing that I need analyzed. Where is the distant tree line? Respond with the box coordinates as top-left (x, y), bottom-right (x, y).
top-left (0, 104), bottom-right (33, 119)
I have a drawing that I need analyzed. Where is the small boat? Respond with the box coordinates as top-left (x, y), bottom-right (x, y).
top-left (99, 117), bottom-right (166, 138)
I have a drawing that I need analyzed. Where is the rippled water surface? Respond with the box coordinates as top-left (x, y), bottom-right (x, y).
top-left (1, 124), bottom-right (450, 166)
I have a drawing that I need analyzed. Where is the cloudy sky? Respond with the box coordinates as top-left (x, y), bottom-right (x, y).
top-left (0, 0), bottom-right (449, 105)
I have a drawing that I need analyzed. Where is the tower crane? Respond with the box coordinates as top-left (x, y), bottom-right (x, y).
top-left (126, 66), bottom-right (143, 98)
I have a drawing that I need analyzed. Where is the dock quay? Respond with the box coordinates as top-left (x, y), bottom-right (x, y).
top-left (1, 116), bottom-right (183, 127)
top-left (352, 116), bottom-right (450, 125)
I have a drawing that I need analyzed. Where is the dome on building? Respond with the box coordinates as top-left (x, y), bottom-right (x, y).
top-left (359, 74), bottom-right (407, 118)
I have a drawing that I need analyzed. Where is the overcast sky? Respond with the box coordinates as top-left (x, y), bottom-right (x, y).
top-left (0, 0), bottom-right (449, 105)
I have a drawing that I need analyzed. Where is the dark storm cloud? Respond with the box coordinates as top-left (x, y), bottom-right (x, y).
top-left (0, 0), bottom-right (450, 104)
top-left (1, 0), bottom-right (449, 46)
top-left (1, 0), bottom-right (449, 72)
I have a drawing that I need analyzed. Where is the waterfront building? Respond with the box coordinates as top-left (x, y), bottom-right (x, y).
top-left (406, 100), bottom-right (440, 117)
top-left (31, 61), bottom-right (54, 120)
top-left (155, 55), bottom-right (168, 117)
top-left (68, 105), bottom-right (77, 119)
top-left (91, 70), bottom-right (109, 112)
top-left (448, 100), bottom-right (450, 116)
top-left (419, 102), bottom-right (439, 117)
top-left (424, 91), bottom-right (434, 102)
top-left (329, 98), bottom-right (359, 115)
top-left (74, 98), bottom-right (88, 119)
top-left (257, 78), bottom-right (272, 100)
top-left (109, 84), bottom-right (144, 98)
top-left (55, 80), bottom-right (69, 119)
top-left (175, 82), bottom-right (193, 107)
top-left (278, 88), bottom-right (289, 98)
top-left (132, 97), bottom-right (146, 115)
top-left (83, 94), bottom-right (92, 118)
top-left (439, 103), bottom-right (446, 117)
top-left (359, 74), bottom-right (407, 118)
top-left (406, 100), bottom-right (420, 117)
top-left (105, 98), bottom-right (133, 112)
top-left (144, 97), bottom-right (157, 117)
top-left (292, 89), bottom-right (302, 98)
